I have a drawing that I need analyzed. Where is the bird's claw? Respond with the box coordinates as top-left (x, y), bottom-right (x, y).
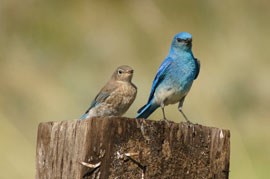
top-left (161, 118), bottom-right (172, 125)
top-left (186, 119), bottom-right (194, 125)
top-left (179, 108), bottom-right (194, 124)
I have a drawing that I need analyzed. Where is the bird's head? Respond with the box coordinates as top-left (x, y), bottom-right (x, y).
top-left (112, 65), bottom-right (134, 82)
top-left (171, 32), bottom-right (193, 52)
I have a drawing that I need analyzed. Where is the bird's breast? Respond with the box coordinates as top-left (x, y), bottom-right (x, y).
top-left (153, 57), bottom-right (196, 106)
top-left (90, 82), bottom-right (137, 117)
top-left (171, 58), bottom-right (197, 88)
top-left (118, 82), bottom-right (137, 103)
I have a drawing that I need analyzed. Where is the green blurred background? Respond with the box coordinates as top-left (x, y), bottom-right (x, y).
top-left (1, 0), bottom-right (269, 178)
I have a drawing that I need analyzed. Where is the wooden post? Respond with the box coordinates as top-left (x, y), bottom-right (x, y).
top-left (36, 117), bottom-right (230, 179)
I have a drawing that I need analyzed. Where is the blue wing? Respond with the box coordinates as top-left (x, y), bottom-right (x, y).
top-left (194, 58), bottom-right (200, 80)
top-left (89, 92), bottom-right (110, 110)
top-left (146, 57), bottom-right (173, 103)
top-left (80, 82), bottom-right (118, 119)
top-left (80, 92), bottom-right (110, 119)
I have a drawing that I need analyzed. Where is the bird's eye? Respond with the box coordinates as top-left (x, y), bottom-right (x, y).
top-left (176, 38), bottom-right (182, 43)
top-left (118, 70), bottom-right (123, 75)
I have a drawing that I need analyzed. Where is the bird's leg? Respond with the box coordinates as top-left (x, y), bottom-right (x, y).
top-left (178, 98), bottom-right (193, 124)
top-left (161, 107), bottom-right (166, 120)
top-left (178, 108), bottom-right (196, 135)
top-left (179, 108), bottom-right (192, 124)
top-left (160, 103), bottom-right (172, 124)
top-left (160, 103), bottom-right (167, 121)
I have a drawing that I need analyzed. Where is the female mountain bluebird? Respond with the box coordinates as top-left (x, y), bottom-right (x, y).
top-left (136, 32), bottom-right (200, 123)
top-left (80, 65), bottom-right (137, 120)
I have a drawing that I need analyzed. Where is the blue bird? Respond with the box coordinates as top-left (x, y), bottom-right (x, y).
top-left (136, 32), bottom-right (200, 123)
top-left (80, 65), bottom-right (137, 120)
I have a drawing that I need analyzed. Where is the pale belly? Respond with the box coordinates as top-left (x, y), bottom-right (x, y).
top-left (154, 82), bottom-right (192, 106)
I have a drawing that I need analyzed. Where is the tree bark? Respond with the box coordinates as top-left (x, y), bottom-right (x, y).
top-left (36, 117), bottom-right (230, 179)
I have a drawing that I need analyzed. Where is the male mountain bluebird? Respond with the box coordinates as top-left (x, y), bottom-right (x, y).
top-left (80, 65), bottom-right (137, 120)
top-left (136, 32), bottom-right (200, 123)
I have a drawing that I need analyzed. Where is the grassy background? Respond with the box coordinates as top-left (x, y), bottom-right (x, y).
top-left (0, 0), bottom-right (270, 178)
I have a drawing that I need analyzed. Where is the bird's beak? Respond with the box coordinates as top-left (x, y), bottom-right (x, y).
top-left (126, 69), bottom-right (134, 74)
top-left (185, 39), bottom-right (192, 45)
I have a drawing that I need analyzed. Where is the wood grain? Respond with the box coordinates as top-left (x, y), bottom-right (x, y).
top-left (36, 117), bottom-right (230, 179)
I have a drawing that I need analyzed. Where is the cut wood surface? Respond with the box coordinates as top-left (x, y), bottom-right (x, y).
top-left (36, 117), bottom-right (230, 179)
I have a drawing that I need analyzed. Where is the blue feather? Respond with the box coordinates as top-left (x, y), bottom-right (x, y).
top-left (136, 32), bottom-right (199, 121)
top-left (136, 103), bottom-right (158, 119)
top-left (146, 57), bottom-right (173, 104)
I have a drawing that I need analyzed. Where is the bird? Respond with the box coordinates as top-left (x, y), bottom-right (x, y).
top-left (136, 32), bottom-right (200, 123)
top-left (80, 65), bottom-right (137, 120)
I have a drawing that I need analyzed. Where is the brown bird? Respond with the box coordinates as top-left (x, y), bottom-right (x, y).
top-left (80, 65), bottom-right (137, 119)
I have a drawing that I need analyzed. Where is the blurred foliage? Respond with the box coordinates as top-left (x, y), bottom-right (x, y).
top-left (0, 0), bottom-right (270, 178)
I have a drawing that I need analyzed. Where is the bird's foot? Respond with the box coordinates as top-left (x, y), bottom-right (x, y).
top-left (185, 119), bottom-right (194, 125)
top-left (161, 118), bottom-right (174, 125)
top-left (179, 108), bottom-right (194, 124)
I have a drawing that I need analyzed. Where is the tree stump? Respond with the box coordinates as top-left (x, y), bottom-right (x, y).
top-left (36, 117), bottom-right (230, 179)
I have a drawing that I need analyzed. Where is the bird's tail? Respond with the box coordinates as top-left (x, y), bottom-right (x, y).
top-left (79, 111), bottom-right (90, 120)
top-left (136, 102), bottom-right (159, 119)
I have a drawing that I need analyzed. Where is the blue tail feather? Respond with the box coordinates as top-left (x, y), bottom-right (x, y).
top-left (80, 113), bottom-right (89, 120)
top-left (136, 103), bottom-right (158, 119)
